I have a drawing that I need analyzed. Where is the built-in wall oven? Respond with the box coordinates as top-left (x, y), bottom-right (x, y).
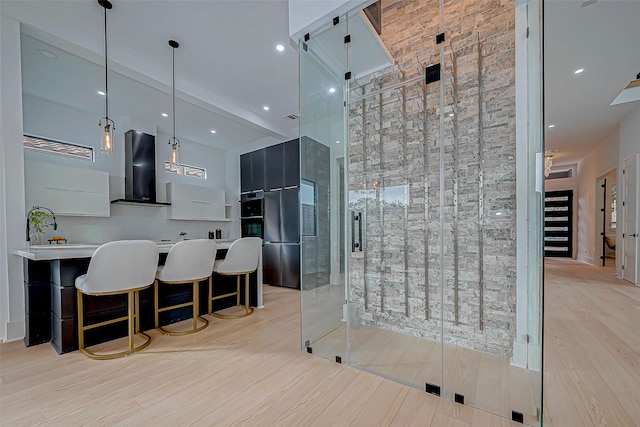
top-left (240, 191), bottom-right (264, 238)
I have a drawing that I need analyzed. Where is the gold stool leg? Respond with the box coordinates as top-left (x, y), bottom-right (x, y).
top-left (208, 275), bottom-right (213, 315)
top-left (154, 279), bottom-right (159, 328)
top-left (77, 289), bottom-right (85, 352)
top-left (135, 290), bottom-right (140, 333)
top-left (236, 275), bottom-right (240, 306)
top-left (156, 280), bottom-right (209, 336)
top-left (193, 281), bottom-right (198, 332)
top-left (77, 286), bottom-right (152, 360)
top-left (245, 273), bottom-right (250, 315)
top-left (128, 291), bottom-right (135, 353)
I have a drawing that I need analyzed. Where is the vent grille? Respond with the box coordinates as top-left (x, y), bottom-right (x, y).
top-left (284, 113), bottom-right (299, 120)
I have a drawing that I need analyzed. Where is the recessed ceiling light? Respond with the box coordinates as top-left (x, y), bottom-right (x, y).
top-left (263, 106), bottom-right (270, 111)
top-left (329, 87), bottom-right (336, 93)
top-left (574, 68), bottom-right (584, 74)
top-left (97, 90), bottom-right (106, 96)
top-left (495, 211), bottom-right (503, 216)
top-left (336, 140), bottom-right (340, 144)
top-left (162, 113), bottom-right (168, 117)
top-left (38, 49), bottom-right (58, 59)
top-left (548, 124), bottom-right (555, 128)
top-left (276, 44), bottom-right (285, 52)
top-left (210, 129), bottom-right (216, 134)
top-left (448, 113), bottom-right (455, 117)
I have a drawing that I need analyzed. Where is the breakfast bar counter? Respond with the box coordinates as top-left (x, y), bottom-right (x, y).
top-left (14, 240), bottom-right (263, 354)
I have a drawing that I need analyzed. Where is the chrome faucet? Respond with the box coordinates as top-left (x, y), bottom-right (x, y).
top-left (26, 206), bottom-right (57, 242)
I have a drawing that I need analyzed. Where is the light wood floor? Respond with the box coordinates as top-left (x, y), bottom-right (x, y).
top-left (1, 259), bottom-right (638, 426)
top-left (543, 258), bottom-right (640, 427)
top-left (310, 324), bottom-right (540, 425)
top-left (1, 286), bottom-right (521, 426)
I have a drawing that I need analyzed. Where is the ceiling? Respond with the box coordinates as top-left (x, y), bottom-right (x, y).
top-left (3, 0), bottom-right (639, 161)
top-left (1, 0), bottom-right (301, 150)
top-left (544, 0), bottom-right (640, 166)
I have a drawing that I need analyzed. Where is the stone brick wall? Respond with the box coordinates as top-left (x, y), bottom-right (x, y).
top-left (348, 0), bottom-right (516, 356)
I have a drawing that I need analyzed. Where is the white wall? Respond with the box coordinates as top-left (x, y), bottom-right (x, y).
top-left (22, 91), bottom-right (231, 244)
top-left (620, 104), bottom-right (640, 162)
top-left (575, 130), bottom-right (620, 265)
top-left (619, 104), bottom-right (640, 279)
top-left (0, 15), bottom-right (27, 342)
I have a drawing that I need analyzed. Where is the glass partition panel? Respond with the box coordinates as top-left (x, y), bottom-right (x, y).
top-left (299, 16), bottom-right (348, 362)
top-left (299, 1), bottom-right (542, 425)
top-left (346, 1), bottom-right (444, 390)
top-left (438, 1), bottom-right (542, 425)
top-left (440, 2), bottom-right (540, 424)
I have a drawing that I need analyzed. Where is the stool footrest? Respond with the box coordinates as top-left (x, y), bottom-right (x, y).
top-left (82, 315), bottom-right (129, 331)
top-left (156, 317), bottom-right (209, 336)
top-left (212, 306), bottom-right (254, 319)
top-left (156, 301), bottom-right (193, 313)
top-left (211, 291), bottom-right (238, 300)
top-left (80, 331), bottom-right (152, 360)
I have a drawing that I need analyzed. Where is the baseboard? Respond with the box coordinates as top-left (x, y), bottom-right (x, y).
top-left (576, 255), bottom-right (595, 265)
top-left (4, 319), bottom-right (25, 342)
top-left (528, 343), bottom-right (542, 371)
top-left (511, 339), bottom-right (541, 372)
top-left (511, 339), bottom-right (528, 368)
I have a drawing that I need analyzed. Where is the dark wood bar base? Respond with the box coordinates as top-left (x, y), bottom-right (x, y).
top-left (23, 249), bottom-right (258, 354)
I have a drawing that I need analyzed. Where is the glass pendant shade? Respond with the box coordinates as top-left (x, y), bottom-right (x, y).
top-left (100, 118), bottom-right (114, 155)
top-left (168, 39), bottom-right (181, 169)
top-left (98, 0), bottom-right (115, 156)
top-left (169, 138), bottom-right (180, 169)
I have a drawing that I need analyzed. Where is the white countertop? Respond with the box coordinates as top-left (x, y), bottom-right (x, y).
top-left (13, 238), bottom-right (263, 308)
top-left (13, 240), bottom-right (235, 261)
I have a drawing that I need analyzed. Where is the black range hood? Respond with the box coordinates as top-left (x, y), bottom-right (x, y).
top-left (112, 130), bottom-right (169, 206)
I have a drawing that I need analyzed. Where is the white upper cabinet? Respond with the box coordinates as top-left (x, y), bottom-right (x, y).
top-left (166, 182), bottom-right (228, 221)
top-left (24, 161), bottom-right (110, 217)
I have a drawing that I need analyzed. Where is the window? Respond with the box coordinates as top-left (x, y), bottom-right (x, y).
top-left (301, 180), bottom-right (316, 236)
top-left (164, 162), bottom-right (206, 179)
top-left (547, 168), bottom-right (573, 180)
top-left (23, 134), bottom-right (93, 161)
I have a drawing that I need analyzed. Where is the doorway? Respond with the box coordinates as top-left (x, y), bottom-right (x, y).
top-left (595, 169), bottom-right (617, 267)
top-left (544, 190), bottom-right (574, 258)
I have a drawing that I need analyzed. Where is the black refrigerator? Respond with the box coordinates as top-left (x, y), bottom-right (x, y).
top-left (263, 187), bottom-right (300, 289)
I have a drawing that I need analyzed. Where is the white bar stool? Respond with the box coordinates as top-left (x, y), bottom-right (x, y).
top-left (209, 237), bottom-right (262, 318)
top-left (75, 240), bottom-right (159, 360)
top-left (155, 239), bottom-right (217, 335)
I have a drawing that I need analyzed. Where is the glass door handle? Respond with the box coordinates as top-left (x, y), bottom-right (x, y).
top-left (351, 211), bottom-right (362, 252)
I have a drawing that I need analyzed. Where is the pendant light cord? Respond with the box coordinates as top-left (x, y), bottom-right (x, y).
top-left (104, 5), bottom-right (109, 120)
top-left (168, 40), bottom-right (179, 143)
top-left (172, 45), bottom-right (176, 140)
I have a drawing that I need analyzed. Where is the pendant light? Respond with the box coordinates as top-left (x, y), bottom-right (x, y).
top-left (168, 39), bottom-right (180, 170)
top-left (98, 0), bottom-right (114, 155)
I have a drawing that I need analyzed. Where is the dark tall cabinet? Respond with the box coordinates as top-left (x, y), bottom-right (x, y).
top-left (240, 138), bottom-right (328, 290)
top-left (240, 150), bottom-right (265, 193)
